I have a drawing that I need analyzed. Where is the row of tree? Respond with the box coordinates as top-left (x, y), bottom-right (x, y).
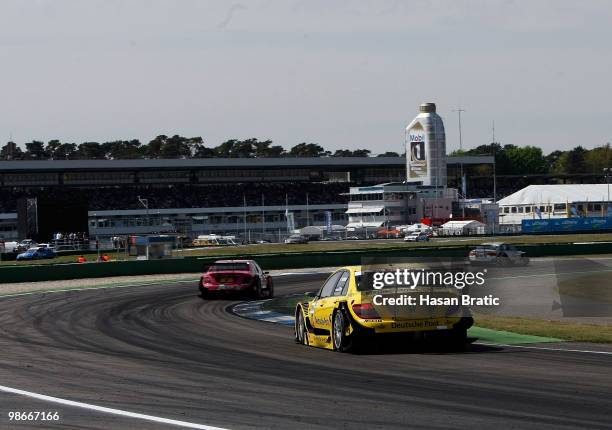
top-left (1, 136), bottom-right (610, 175)
top-left (0, 137), bottom-right (392, 160)
top-left (451, 142), bottom-right (612, 175)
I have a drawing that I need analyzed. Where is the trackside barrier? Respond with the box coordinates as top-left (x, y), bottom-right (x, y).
top-left (1, 242), bottom-right (611, 284)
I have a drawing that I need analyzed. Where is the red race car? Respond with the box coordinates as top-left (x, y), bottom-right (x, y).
top-left (199, 259), bottom-right (274, 299)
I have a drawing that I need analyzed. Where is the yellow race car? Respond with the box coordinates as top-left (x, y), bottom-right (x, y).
top-left (294, 265), bottom-right (474, 352)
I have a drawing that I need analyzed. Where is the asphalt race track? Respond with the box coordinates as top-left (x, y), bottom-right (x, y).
top-left (1, 269), bottom-right (611, 429)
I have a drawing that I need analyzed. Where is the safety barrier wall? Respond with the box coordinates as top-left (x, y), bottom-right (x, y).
top-left (1, 242), bottom-right (611, 284)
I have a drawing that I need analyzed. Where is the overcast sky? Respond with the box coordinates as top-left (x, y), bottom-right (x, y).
top-left (1, 0), bottom-right (610, 155)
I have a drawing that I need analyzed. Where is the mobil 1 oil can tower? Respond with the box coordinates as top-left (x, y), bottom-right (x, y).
top-left (405, 102), bottom-right (447, 188)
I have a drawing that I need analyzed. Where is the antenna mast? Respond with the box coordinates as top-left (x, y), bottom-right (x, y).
top-left (452, 107), bottom-right (465, 151)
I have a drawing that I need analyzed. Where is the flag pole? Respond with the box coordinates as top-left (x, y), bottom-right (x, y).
top-left (306, 193), bottom-right (310, 227)
top-left (261, 194), bottom-right (265, 240)
top-left (243, 194), bottom-right (247, 243)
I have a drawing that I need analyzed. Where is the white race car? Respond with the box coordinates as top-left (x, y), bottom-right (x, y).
top-left (404, 232), bottom-right (430, 242)
top-left (469, 243), bottom-right (529, 266)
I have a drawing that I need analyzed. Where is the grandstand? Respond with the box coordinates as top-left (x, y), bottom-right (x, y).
top-left (0, 156), bottom-right (489, 187)
top-left (0, 156), bottom-right (493, 241)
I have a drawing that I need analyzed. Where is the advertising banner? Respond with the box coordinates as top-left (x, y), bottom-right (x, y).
top-left (407, 123), bottom-right (427, 180)
top-left (325, 210), bottom-right (332, 234)
top-left (522, 216), bottom-right (612, 233)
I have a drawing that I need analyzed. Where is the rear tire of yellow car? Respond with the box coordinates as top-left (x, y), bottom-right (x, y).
top-left (449, 327), bottom-right (467, 351)
top-left (332, 310), bottom-right (352, 353)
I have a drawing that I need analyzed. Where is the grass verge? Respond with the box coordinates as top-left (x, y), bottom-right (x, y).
top-left (474, 313), bottom-right (612, 343)
top-left (178, 232), bottom-right (612, 257)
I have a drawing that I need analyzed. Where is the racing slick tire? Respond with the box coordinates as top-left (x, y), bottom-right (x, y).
top-left (251, 280), bottom-right (264, 300)
top-left (198, 279), bottom-right (208, 299)
top-left (495, 256), bottom-right (508, 267)
top-left (448, 327), bottom-right (468, 351)
top-left (332, 309), bottom-right (354, 353)
top-left (295, 311), bottom-right (309, 346)
top-left (266, 280), bottom-right (274, 299)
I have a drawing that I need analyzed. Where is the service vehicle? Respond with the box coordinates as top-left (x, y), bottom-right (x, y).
top-left (2, 241), bottom-right (18, 253)
top-left (192, 235), bottom-right (238, 247)
top-left (284, 235), bottom-right (308, 244)
top-left (199, 259), bottom-right (274, 299)
top-left (16, 239), bottom-right (37, 252)
top-left (404, 231), bottom-right (430, 242)
top-left (468, 242), bottom-right (529, 266)
top-left (2, 241), bottom-right (19, 252)
top-left (294, 266), bottom-right (473, 352)
top-left (16, 246), bottom-right (57, 261)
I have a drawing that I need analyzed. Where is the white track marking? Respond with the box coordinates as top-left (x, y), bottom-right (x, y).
top-left (477, 343), bottom-right (612, 355)
top-left (0, 385), bottom-right (229, 430)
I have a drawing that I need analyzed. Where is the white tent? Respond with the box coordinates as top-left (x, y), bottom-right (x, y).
top-left (345, 221), bottom-right (384, 229)
top-left (498, 184), bottom-right (611, 206)
top-left (299, 225), bottom-right (347, 236)
top-left (440, 220), bottom-right (486, 235)
top-left (401, 223), bottom-right (432, 233)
